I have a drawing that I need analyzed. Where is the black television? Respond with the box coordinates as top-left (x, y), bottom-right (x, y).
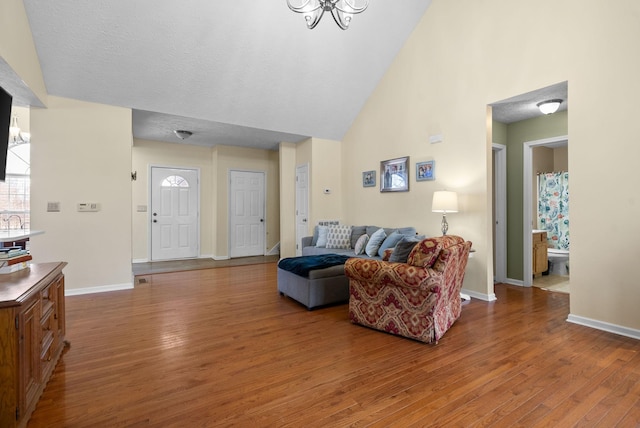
top-left (0, 85), bottom-right (12, 182)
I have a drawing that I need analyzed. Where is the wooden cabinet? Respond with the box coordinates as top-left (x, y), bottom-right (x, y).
top-left (533, 231), bottom-right (548, 276)
top-left (0, 262), bottom-right (67, 428)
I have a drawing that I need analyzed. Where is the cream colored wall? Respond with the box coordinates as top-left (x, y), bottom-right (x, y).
top-left (30, 96), bottom-right (132, 292)
top-left (279, 143), bottom-right (296, 258)
top-left (212, 145), bottom-right (280, 258)
top-left (309, 138), bottom-right (343, 226)
top-left (0, 0), bottom-right (47, 105)
top-left (554, 146), bottom-right (568, 170)
top-left (131, 139), bottom-right (214, 260)
top-left (340, 0), bottom-right (640, 332)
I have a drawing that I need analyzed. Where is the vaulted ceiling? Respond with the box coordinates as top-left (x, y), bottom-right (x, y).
top-left (16, 0), bottom-right (433, 150)
top-left (4, 1), bottom-right (568, 150)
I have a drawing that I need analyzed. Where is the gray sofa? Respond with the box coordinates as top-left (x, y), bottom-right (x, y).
top-left (301, 225), bottom-right (418, 259)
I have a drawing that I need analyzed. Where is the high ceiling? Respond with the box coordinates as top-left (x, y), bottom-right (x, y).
top-left (16, 0), bottom-right (433, 150)
top-left (4, 1), bottom-right (568, 150)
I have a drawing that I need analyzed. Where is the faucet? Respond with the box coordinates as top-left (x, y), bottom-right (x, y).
top-left (3, 214), bottom-right (24, 231)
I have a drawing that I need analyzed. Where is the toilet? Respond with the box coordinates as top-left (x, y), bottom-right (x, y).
top-left (547, 248), bottom-right (569, 276)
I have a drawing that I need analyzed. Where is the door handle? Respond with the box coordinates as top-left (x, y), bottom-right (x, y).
top-left (153, 219), bottom-right (157, 223)
top-left (260, 219), bottom-right (264, 222)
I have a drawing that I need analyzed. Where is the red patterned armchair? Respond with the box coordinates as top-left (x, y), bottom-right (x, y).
top-left (345, 235), bottom-right (472, 344)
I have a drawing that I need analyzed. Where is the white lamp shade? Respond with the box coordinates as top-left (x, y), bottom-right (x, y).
top-left (537, 99), bottom-right (562, 115)
top-left (432, 191), bottom-right (458, 213)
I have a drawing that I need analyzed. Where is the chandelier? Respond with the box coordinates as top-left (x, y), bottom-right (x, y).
top-left (287, 0), bottom-right (369, 30)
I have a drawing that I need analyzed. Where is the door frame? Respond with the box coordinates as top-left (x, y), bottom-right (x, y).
top-left (148, 164), bottom-right (201, 261)
top-left (492, 143), bottom-right (507, 283)
top-left (295, 163), bottom-right (310, 256)
top-left (522, 135), bottom-right (568, 286)
top-left (228, 169), bottom-right (267, 258)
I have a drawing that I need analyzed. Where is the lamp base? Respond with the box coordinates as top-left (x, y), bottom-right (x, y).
top-left (441, 214), bottom-right (449, 236)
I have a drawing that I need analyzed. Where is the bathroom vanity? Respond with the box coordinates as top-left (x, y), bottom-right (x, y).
top-left (532, 230), bottom-right (548, 276)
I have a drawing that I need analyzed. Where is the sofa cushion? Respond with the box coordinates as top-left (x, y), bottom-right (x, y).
top-left (377, 231), bottom-right (404, 257)
top-left (315, 225), bottom-right (329, 248)
top-left (354, 234), bottom-right (369, 255)
top-left (350, 225), bottom-right (367, 249)
top-left (396, 226), bottom-right (417, 237)
top-left (326, 225), bottom-right (352, 249)
top-left (366, 225), bottom-right (381, 237)
top-left (389, 235), bottom-right (423, 263)
top-left (408, 235), bottom-right (464, 268)
top-left (365, 228), bottom-right (387, 257)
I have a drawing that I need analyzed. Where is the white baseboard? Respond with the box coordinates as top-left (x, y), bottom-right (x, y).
top-left (461, 288), bottom-right (497, 302)
top-left (132, 258), bottom-right (148, 264)
top-left (503, 278), bottom-right (525, 287)
top-left (567, 314), bottom-right (640, 341)
top-left (213, 255), bottom-right (230, 261)
top-left (65, 282), bottom-right (134, 296)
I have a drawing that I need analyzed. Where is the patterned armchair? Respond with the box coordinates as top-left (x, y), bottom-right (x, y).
top-left (345, 235), bottom-right (472, 344)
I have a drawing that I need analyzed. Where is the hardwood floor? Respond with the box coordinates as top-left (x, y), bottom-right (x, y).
top-left (28, 263), bottom-right (640, 427)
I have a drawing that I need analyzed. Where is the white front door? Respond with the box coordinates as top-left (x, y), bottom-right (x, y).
top-left (150, 167), bottom-right (199, 261)
top-left (295, 164), bottom-right (309, 256)
top-left (229, 170), bottom-right (265, 258)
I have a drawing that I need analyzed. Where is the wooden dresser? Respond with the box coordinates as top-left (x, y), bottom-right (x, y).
top-left (0, 262), bottom-right (68, 428)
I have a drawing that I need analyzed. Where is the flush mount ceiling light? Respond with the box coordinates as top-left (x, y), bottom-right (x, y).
top-left (537, 99), bottom-right (563, 115)
top-left (287, 0), bottom-right (369, 30)
top-left (174, 130), bottom-right (193, 140)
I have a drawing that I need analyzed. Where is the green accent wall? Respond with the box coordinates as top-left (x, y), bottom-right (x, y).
top-left (503, 111), bottom-right (568, 281)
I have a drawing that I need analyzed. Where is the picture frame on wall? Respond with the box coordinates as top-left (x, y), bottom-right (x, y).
top-left (416, 160), bottom-right (435, 181)
top-left (380, 156), bottom-right (410, 192)
top-left (362, 170), bottom-right (376, 187)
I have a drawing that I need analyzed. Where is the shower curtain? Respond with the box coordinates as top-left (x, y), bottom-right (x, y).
top-left (537, 171), bottom-right (569, 250)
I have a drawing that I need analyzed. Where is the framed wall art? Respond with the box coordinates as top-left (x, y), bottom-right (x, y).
top-left (362, 170), bottom-right (376, 187)
top-left (380, 156), bottom-right (410, 192)
top-left (416, 160), bottom-right (435, 181)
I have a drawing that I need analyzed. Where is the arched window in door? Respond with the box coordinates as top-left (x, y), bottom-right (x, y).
top-left (161, 175), bottom-right (189, 188)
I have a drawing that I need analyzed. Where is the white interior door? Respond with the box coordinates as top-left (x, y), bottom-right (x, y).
top-left (295, 164), bottom-right (309, 256)
top-left (151, 167), bottom-right (199, 261)
top-left (229, 170), bottom-right (265, 258)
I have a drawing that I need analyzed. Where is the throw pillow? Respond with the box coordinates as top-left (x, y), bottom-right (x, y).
top-left (315, 225), bottom-right (329, 248)
top-left (350, 225), bottom-right (367, 249)
top-left (326, 225), bottom-right (352, 249)
top-left (389, 236), bottom-right (423, 263)
top-left (377, 231), bottom-right (405, 257)
top-left (365, 228), bottom-right (387, 257)
top-left (354, 234), bottom-right (369, 255)
top-left (366, 225), bottom-right (381, 237)
top-left (311, 225), bottom-right (320, 246)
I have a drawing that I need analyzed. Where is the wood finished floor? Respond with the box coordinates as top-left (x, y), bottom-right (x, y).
top-left (28, 263), bottom-right (640, 427)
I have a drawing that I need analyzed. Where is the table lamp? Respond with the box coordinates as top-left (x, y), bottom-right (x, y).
top-left (432, 191), bottom-right (458, 235)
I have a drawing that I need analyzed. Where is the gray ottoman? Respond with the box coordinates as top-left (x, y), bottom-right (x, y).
top-left (277, 263), bottom-right (349, 310)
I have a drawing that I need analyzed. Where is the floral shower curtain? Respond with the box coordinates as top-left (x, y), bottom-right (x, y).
top-left (538, 171), bottom-right (569, 250)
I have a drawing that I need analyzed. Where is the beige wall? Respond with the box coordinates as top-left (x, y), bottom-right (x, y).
top-left (0, 0), bottom-right (47, 105)
top-left (30, 96), bottom-right (132, 292)
top-left (131, 139), bottom-right (215, 260)
top-left (339, 0), bottom-right (640, 332)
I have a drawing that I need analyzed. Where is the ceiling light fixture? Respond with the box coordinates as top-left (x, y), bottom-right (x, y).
top-left (287, 0), bottom-right (369, 30)
top-left (174, 130), bottom-right (193, 140)
top-left (537, 99), bottom-right (563, 115)
top-left (8, 116), bottom-right (30, 145)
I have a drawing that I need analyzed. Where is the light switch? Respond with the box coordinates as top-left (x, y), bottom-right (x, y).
top-left (77, 203), bottom-right (100, 212)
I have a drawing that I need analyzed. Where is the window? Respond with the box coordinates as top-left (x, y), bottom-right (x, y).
top-left (0, 143), bottom-right (30, 230)
top-left (161, 175), bottom-right (189, 188)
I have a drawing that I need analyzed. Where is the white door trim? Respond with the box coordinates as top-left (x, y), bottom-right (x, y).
top-left (228, 169), bottom-right (267, 258)
top-left (492, 143), bottom-right (507, 283)
top-left (523, 135), bottom-right (568, 286)
top-left (295, 163), bottom-right (310, 256)
top-left (148, 165), bottom-right (201, 261)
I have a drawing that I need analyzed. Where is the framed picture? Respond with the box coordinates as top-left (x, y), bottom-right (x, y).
top-left (416, 160), bottom-right (435, 181)
top-left (362, 170), bottom-right (376, 187)
top-left (380, 156), bottom-right (410, 192)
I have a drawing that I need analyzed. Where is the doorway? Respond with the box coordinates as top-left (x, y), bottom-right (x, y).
top-left (229, 170), bottom-right (266, 258)
top-left (492, 144), bottom-right (507, 284)
top-left (523, 136), bottom-right (569, 287)
top-left (295, 164), bottom-right (309, 256)
top-left (150, 166), bottom-right (200, 261)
